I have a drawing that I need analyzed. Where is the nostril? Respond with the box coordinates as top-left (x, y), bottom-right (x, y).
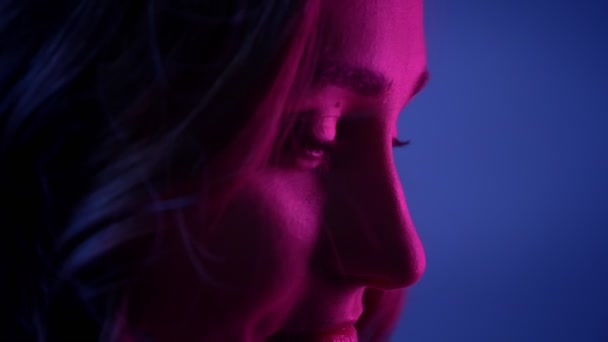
top-left (347, 246), bottom-right (426, 290)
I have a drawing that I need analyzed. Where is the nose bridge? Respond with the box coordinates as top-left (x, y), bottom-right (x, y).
top-left (326, 145), bottom-right (426, 290)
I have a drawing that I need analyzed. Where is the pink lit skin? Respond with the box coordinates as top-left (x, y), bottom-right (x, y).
top-left (126, 0), bottom-right (427, 341)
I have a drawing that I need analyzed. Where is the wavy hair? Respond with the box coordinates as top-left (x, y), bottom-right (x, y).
top-left (0, 0), bottom-right (324, 339)
top-left (0, 0), bottom-right (405, 340)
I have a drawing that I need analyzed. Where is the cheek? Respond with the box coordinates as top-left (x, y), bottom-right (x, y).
top-left (194, 173), bottom-right (325, 307)
top-left (126, 172), bottom-right (327, 338)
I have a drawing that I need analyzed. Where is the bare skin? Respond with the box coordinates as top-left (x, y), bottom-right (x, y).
top-left (126, 0), bottom-right (428, 340)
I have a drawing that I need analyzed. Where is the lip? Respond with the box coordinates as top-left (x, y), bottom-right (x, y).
top-left (268, 323), bottom-right (358, 342)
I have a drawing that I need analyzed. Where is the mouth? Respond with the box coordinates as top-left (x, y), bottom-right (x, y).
top-left (267, 322), bottom-right (358, 342)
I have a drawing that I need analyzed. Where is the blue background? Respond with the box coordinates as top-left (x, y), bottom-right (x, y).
top-left (393, 0), bottom-right (608, 341)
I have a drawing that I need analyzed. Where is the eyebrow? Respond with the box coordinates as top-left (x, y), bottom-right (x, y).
top-left (314, 60), bottom-right (430, 98)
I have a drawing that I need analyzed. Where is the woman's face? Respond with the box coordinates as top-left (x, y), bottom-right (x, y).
top-left (128, 0), bottom-right (427, 340)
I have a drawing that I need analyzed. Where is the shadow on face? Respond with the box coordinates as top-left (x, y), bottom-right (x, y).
top-left (126, 0), bottom-right (428, 340)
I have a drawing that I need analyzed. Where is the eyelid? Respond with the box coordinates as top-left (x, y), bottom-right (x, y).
top-left (288, 112), bottom-right (410, 170)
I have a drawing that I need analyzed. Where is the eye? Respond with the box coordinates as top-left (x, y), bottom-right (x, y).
top-left (291, 128), bottom-right (337, 171)
top-left (300, 134), bottom-right (337, 167)
top-left (296, 136), bottom-right (409, 172)
top-left (285, 115), bottom-right (411, 171)
top-left (284, 115), bottom-right (338, 170)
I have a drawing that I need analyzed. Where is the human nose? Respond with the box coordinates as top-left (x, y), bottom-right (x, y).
top-left (320, 132), bottom-right (426, 290)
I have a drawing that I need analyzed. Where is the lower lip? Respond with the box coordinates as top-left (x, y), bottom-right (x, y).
top-left (270, 324), bottom-right (358, 342)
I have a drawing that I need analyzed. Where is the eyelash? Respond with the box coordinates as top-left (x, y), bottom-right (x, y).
top-left (297, 134), bottom-right (411, 172)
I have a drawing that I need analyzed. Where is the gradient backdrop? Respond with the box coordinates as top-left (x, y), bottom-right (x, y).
top-left (392, 0), bottom-right (608, 341)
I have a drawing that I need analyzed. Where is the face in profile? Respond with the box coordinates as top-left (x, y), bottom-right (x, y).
top-left (126, 0), bottom-right (428, 340)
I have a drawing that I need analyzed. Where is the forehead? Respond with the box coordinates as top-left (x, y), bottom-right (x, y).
top-left (319, 0), bottom-right (426, 106)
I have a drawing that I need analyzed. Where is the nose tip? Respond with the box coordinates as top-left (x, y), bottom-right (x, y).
top-left (326, 180), bottom-right (426, 290)
top-left (324, 211), bottom-right (426, 290)
top-left (395, 240), bottom-right (426, 288)
top-left (337, 233), bottom-right (426, 290)
top-left (369, 226), bottom-right (426, 290)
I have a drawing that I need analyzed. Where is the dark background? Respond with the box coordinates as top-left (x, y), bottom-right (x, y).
top-left (393, 0), bottom-right (608, 340)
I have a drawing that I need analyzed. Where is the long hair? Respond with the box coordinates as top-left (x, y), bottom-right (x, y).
top-left (0, 0), bottom-right (322, 339)
top-left (0, 0), bottom-right (405, 340)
